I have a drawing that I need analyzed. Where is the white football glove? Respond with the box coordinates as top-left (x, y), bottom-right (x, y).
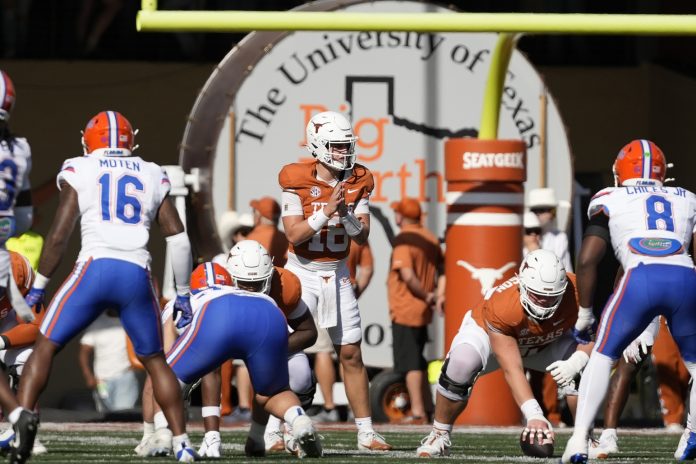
top-left (546, 351), bottom-right (589, 387)
top-left (623, 318), bottom-right (658, 364)
top-left (522, 415), bottom-right (554, 445)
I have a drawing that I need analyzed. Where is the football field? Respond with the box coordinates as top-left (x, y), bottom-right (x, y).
top-left (20, 423), bottom-right (684, 463)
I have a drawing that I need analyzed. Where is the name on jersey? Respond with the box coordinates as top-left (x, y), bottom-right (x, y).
top-left (99, 158), bottom-right (141, 172)
top-left (625, 185), bottom-right (686, 197)
top-left (518, 327), bottom-right (564, 347)
top-left (462, 151), bottom-right (524, 170)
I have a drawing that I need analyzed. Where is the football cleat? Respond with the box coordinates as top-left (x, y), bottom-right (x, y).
top-left (174, 441), bottom-right (199, 462)
top-left (588, 429), bottom-right (618, 459)
top-left (358, 430), bottom-right (392, 451)
top-left (9, 409), bottom-right (38, 464)
top-left (0, 426), bottom-right (15, 452)
top-left (416, 430), bottom-right (451, 458)
top-left (291, 415), bottom-right (323, 458)
top-left (197, 431), bottom-right (221, 458)
top-left (677, 431), bottom-right (696, 461)
top-left (148, 427), bottom-right (173, 456)
top-left (264, 429), bottom-right (286, 453)
top-left (561, 434), bottom-right (588, 464)
top-left (676, 428), bottom-right (692, 459)
top-left (135, 434), bottom-right (152, 457)
top-left (32, 438), bottom-right (47, 456)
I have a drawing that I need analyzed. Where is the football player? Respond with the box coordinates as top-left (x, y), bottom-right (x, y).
top-left (15, 111), bottom-right (197, 463)
top-left (223, 240), bottom-right (317, 457)
top-left (164, 262), bottom-right (323, 459)
top-left (0, 252), bottom-right (45, 455)
top-left (417, 249), bottom-right (592, 458)
top-left (279, 111), bottom-right (391, 451)
top-left (0, 69), bottom-right (41, 464)
top-left (562, 140), bottom-right (696, 463)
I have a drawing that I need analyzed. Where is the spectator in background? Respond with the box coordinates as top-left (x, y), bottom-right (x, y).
top-left (388, 198), bottom-right (444, 424)
top-left (523, 211), bottom-right (542, 256)
top-left (528, 187), bottom-right (573, 271)
top-left (79, 310), bottom-right (139, 412)
top-left (247, 196), bottom-right (288, 267)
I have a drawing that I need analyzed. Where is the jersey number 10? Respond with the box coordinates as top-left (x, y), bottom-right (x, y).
top-left (99, 173), bottom-right (143, 224)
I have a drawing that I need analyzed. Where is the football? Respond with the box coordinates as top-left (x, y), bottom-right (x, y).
top-left (519, 429), bottom-right (554, 458)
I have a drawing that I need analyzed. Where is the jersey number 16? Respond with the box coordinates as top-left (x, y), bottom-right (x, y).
top-left (99, 173), bottom-right (143, 224)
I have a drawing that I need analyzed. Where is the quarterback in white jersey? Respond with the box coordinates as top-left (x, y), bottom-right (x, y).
top-left (563, 139), bottom-right (696, 463)
top-left (14, 111), bottom-right (198, 464)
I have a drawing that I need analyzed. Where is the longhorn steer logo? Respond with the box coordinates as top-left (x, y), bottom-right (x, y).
top-left (456, 260), bottom-right (517, 295)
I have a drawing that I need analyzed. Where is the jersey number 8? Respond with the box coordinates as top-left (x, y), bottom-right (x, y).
top-left (99, 173), bottom-right (143, 224)
top-left (646, 195), bottom-right (674, 232)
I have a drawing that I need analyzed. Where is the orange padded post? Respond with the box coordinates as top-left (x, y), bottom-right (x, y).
top-left (444, 138), bottom-right (526, 425)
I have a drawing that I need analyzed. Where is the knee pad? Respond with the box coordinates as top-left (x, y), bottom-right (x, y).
top-left (294, 372), bottom-right (317, 410)
top-left (437, 358), bottom-right (476, 402)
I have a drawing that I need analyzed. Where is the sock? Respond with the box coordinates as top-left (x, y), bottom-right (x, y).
top-left (573, 352), bottom-right (614, 439)
top-left (355, 416), bottom-right (373, 433)
top-left (685, 362), bottom-right (696, 434)
top-left (201, 406), bottom-right (220, 418)
top-left (283, 406), bottom-right (305, 426)
top-left (172, 433), bottom-right (191, 450)
top-left (433, 420), bottom-right (453, 434)
top-left (204, 430), bottom-right (220, 442)
top-left (249, 420), bottom-right (265, 445)
top-left (265, 415), bottom-right (282, 434)
top-left (154, 411), bottom-right (169, 430)
top-left (142, 422), bottom-right (154, 439)
top-left (7, 408), bottom-right (22, 425)
top-left (687, 413), bottom-right (692, 431)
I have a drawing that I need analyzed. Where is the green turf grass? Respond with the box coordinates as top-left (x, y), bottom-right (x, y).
top-left (16, 426), bottom-right (684, 463)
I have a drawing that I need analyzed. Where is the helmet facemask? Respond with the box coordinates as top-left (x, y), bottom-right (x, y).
top-left (518, 249), bottom-right (568, 321)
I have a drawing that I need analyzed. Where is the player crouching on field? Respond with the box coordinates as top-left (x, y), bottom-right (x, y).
top-left (417, 249), bottom-right (593, 458)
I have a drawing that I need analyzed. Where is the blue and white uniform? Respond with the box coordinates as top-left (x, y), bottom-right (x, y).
top-left (40, 154), bottom-right (172, 356)
top-left (589, 184), bottom-right (696, 360)
top-left (0, 136), bottom-right (31, 285)
top-left (166, 286), bottom-right (290, 396)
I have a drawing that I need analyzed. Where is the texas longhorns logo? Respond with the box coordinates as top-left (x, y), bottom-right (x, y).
top-left (313, 122), bottom-right (328, 133)
top-left (456, 260), bottom-right (517, 295)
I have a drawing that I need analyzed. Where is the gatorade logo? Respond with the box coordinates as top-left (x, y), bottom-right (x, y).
top-left (462, 151), bottom-right (524, 169)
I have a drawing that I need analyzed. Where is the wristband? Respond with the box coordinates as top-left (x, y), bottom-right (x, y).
top-left (578, 305), bottom-right (593, 315)
top-left (33, 273), bottom-right (50, 290)
top-left (308, 209), bottom-right (330, 232)
top-left (520, 398), bottom-right (544, 421)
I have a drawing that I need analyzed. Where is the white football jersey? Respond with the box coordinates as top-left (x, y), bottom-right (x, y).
top-left (0, 137), bottom-right (31, 217)
top-left (57, 154), bottom-right (171, 267)
top-left (588, 185), bottom-right (696, 270)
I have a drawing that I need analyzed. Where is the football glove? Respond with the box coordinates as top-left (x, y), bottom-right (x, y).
top-left (173, 295), bottom-right (193, 329)
top-left (546, 351), bottom-right (589, 387)
top-left (572, 306), bottom-right (595, 344)
top-left (25, 287), bottom-right (45, 310)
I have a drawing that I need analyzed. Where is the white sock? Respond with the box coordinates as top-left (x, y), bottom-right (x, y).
top-left (142, 422), bottom-right (154, 439)
top-left (684, 362), bottom-right (696, 433)
top-left (573, 352), bottom-right (614, 439)
top-left (283, 406), bottom-right (305, 426)
top-left (265, 415), bottom-right (282, 434)
top-left (154, 411), bottom-right (169, 430)
top-left (355, 416), bottom-right (373, 433)
top-left (249, 421), bottom-right (265, 443)
top-left (172, 433), bottom-right (191, 450)
top-left (204, 430), bottom-right (220, 441)
top-left (433, 420), bottom-right (452, 434)
top-left (7, 408), bottom-right (22, 425)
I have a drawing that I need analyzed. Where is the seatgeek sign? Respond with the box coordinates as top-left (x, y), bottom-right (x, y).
top-left (210, 0), bottom-right (573, 368)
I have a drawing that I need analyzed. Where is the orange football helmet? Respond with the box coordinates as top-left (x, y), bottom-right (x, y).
top-left (613, 139), bottom-right (667, 186)
top-left (0, 70), bottom-right (16, 122)
top-left (190, 262), bottom-right (232, 294)
top-left (81, 110), bottom-right (136, 156)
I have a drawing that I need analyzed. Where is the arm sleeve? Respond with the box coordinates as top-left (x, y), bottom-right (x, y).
top-left (166, 231), bottom-right (192, 295)
top-left (584, 213), bottom-right (610, 243)
top-left (281, 191), bottom-right (304, 217)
